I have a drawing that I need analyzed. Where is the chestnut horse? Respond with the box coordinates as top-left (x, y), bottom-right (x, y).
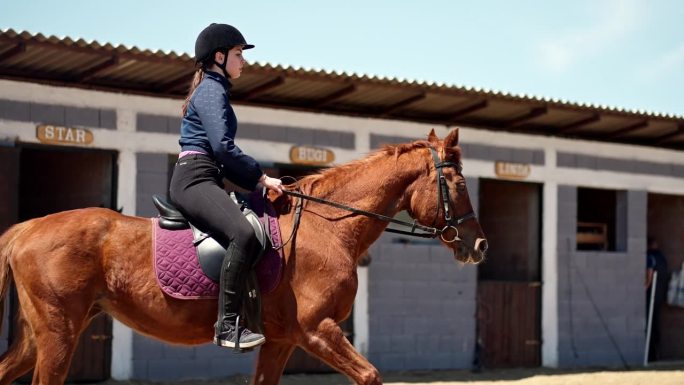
top-left (0, 129), bottom-right (486, 385)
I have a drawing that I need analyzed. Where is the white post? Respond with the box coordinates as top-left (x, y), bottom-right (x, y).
top-left (644, 271), bottom-right (657, 367)
top-left (542, 148), bottom-right (559, 367)
top-left (110, 149), bottom-right (136, 380)
top-left (354, 266), bottom-right (370, 357)
top-left (111, 110), bottom-right (137, 379)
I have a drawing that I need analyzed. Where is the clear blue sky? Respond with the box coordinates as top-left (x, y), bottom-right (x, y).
top-left (2, 0), bottom-right (683, 116)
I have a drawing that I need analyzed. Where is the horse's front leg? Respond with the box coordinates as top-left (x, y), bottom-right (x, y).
top-left (299, 318), bottom-right (382, 385)
top-left (252, 340), bottom-right (296, 385)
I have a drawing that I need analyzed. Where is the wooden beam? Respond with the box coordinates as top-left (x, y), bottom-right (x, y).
top-left (241, 76), bottom-right (285, 100)
top-left (1, 67), bottom-right (82, 84)
top-left (0, 42), bottom-right (25, 63)
top-left (314, 84), bottom-right (356, 107)
top-left (653, 124), bottom-right (684, 144)
top-left (0, 68), bottom-right (160, 95)
top-left (379, 93), bottom-right (426, 116)
top-left (503, 107), bottom-right (547, 128)
top-left (447, 100), bottom-right (488, 121)
top-left (555, 114), bottom-right (601, 134)
top-left (602, 120), bottom-right (649, 139)
top-left (74, 56), bottom-right (119, 82)
top-left (158, 71), bottom-right (195, 92)
top-left (0, 71), bottom-right (190, 100)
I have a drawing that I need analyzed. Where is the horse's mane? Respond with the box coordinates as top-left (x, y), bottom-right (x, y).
top-left (288, 139), bottom-right (462, 194)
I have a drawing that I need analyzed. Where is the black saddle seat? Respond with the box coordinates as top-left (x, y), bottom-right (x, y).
top-left (153, 195), bottom-right (190, 230)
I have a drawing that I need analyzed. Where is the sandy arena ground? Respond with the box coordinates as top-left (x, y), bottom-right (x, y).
top-left (109, 363), bottom-right (684, 385)
top-left (279, 365), bottom-right (684, 385)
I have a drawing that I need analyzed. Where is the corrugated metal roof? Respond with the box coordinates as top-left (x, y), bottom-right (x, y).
top-left (1, 28), bottom-right (683, 150)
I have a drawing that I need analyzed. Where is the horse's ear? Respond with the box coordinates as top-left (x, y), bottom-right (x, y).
top-left (444, 128), bottom-right (460, 148)
top-left (427, 128), bottom-right (439, 143)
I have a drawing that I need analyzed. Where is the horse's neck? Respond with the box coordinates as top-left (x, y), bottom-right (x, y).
top-left (309, 151), bottom-right (424, 259)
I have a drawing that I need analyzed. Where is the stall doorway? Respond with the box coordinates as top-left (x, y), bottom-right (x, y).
top-left (8, 145), bottom-right (117, 382)
top-left (647, 193), bottom-right (684, 361)
top-left (0, 146), bottom-right (19, 233)
top-left (476, 179), bottom-right (542, 368)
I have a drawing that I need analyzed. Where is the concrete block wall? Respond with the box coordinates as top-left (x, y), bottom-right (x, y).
top-left (241, 123), bottom-right (355, 149)
top-left (461, 143), bottom-right (545, 165)
top-left (136, 152), bottom-right (172, 218)
top-left (556, 186), bottom-right (646, 367)
top-left (0, 98), bottom-right (116, 129)
top-left (136, 116), bottom-right (357, 150)
top-left (136, 113), bottom-right (182, 134)
top-left (366, 240), bottom-right (478, 371)
top-left (466, 176), bottom-right (479, 215)
top-left (557, 151), bottom-right (684, 178)
top-left (131, 334), bottom-right (256, 380)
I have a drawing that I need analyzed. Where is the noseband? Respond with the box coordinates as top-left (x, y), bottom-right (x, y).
top-left (281, 145), bottom-right (477, 243)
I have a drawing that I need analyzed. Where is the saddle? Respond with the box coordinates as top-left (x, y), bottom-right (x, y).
top-left (153, 193), bottom-right (270, 281)
top-left (152, 192), bottom-right (280, 335)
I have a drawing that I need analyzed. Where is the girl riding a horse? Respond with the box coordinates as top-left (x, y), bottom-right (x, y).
top-left (169, 23), bottom-right (283, 350)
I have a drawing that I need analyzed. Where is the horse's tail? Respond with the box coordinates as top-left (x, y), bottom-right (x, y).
top-left (0, 222), bottom-right (26, 335)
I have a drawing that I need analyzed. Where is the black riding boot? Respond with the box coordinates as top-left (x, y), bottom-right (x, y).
top-left (214, 244), bottom-right (265, 350)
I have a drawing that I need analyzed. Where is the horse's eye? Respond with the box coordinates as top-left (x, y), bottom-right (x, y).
top-left (456, 182), bottom-right (466, 192)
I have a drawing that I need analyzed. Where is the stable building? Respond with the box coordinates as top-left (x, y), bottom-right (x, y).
top-left (1, 29), bottom-right (683, 381)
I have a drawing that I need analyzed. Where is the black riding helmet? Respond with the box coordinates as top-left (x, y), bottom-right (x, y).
top-left (194, 23), bottom-right (254, 77)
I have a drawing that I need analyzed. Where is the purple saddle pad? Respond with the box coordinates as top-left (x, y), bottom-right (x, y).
top-left (152, 194), bottom-right (285, 299)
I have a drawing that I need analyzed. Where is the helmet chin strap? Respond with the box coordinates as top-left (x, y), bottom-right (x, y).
top-left (213, 48), bottom-right (230, 79)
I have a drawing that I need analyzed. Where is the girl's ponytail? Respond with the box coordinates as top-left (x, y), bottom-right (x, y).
top-left (181, 67), bottom-right (205, 117)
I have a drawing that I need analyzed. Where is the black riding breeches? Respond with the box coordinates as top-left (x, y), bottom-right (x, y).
top-left (169, 154), bottom-right (258, 265)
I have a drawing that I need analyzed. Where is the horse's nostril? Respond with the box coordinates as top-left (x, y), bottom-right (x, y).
top-left (475, 238), bottom-right (488, 253)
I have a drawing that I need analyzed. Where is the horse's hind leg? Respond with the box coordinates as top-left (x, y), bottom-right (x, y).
top-left (0, 311), bottom-right (37, 385)
top-left (252, 340), bottom-right (295, 385)
top-left (299, 318), bottom-right (381, 385)
top-left (13, 286), bottom-right (92, 385)
top-left (30, 307), bottom-right (93, 385)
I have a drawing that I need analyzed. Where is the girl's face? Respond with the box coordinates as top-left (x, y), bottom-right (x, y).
top-left (215, 46), bottom-right (246, 79)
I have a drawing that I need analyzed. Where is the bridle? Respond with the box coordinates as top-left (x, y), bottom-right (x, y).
top-left (428, 146), bottom-right (477, 242)
top-left (278, 145), bottom-right (477, 247)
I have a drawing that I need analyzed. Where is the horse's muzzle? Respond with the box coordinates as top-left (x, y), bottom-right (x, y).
top-left (453, 237), bottom-right (487, 264)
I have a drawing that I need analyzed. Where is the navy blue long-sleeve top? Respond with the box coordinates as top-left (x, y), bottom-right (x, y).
top-left (179, 70), bottom-right (263, 190)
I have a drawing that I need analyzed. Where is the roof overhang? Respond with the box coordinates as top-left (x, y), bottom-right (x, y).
top-left (1, 29), bottom-right (683, 150)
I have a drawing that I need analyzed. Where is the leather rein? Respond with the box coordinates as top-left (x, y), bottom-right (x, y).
top-left (278, 146), bottom-right (476, 247)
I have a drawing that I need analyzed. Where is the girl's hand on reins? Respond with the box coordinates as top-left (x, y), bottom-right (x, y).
top-left (260, 174), bottom-right (283, 196)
